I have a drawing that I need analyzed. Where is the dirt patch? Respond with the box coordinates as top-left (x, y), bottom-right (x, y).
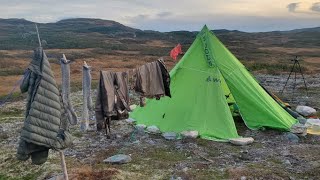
top-left (68, 167), bottom-right (120, 180)
top-left (304, 57), bottom-right (320, 64)
top-left (145, 40), bottom-right (172, 47)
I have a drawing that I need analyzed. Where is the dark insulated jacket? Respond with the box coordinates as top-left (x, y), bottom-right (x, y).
top-left (17, 47), bottom-right (72, 165)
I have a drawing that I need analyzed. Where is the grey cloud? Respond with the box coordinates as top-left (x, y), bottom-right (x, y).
top-left (0, 0), bottom-right (318, 32)
top-left (310, 2), bottom-right (320, 12)
top-left (127, 14), bottom-right (150, 22)
top-left (157, 12), bottom-right (173, 18)
top-left (127, 13), bottom-right (320, 32)
top-left (124, 12), bottom-right (173, 24)
top-left (287, 2), bottom-right (300, 12)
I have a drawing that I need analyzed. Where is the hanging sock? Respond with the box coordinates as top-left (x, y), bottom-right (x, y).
top-left (60, 54), bottom-right (78, 125)
top-left (80, 61), bottom-right (93, 131)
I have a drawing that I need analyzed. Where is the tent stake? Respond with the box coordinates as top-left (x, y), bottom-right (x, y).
top-left (59, 150), bottom-right (69, 180)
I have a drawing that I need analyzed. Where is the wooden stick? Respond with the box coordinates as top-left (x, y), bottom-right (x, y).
top-left (61, 54), bottom-right (70, 64)
top-left (59, 151), bottom-right (69, 180)
top-left (35, 24), bottom-right (42, 47)
top-left (62, 54), bottom-right (67, 60)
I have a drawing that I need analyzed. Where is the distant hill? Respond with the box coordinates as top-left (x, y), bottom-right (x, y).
top-left (0, 18), bottom-right (319, 50)
top-left (288, 26), bottom-right (320, 33)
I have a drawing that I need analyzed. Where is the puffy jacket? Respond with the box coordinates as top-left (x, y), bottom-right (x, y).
top-left (17, 47), bottom-right (72, 164)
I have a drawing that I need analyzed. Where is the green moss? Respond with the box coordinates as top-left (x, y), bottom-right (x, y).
top-left (173, 169), bottom-right (228, 180)
top-left (72, 131), bottom-right (83, 138)
top-left (0, 174), bottom-right (10, 180)
top-left (196, 138), bottom-right (210, 147)
top-left (0, 107), bottom-right (24, 123)
top-left (20, 170), bottom-right (44, 180)
top-left (251, 142), bottom-right (263, 148)
top-left (145, 147), bottom-right (187, 162)
top-left (268, 157), bottom-right (283, 165)
top-left (0, 108), bottom-right (23, 117)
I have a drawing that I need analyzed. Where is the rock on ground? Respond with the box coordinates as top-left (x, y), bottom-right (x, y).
top-left (284, 132), bottom-right (299, 143)
top-left (296, 106), bottom-right (317, 117)
top-left (181, 131), bottom-right (198, 139)
top-left (103, 154), bottom-right (132, 164)
top-left (290, 123), bottom-right (307, 136)
top-left (146, 125), bottom-right (160, 134)
top-left (125, 118), bottom-right (136, 123)
top-left (229, 137), bottom-right (254, 146)
top-left (162, 132), bottom-right (177, 140)
top-left (136, 124), bottom-right (146, 129)
top-left (297, 116), bottom-right (307, 124)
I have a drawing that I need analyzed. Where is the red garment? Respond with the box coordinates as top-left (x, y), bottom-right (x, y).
top-left (170, 44), bottom-right (182, 60)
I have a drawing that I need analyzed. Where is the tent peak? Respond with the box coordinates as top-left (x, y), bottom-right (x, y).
top-left (200, 25), bottom-right (212, 33)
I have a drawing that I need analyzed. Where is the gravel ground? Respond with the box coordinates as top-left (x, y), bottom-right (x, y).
top-left (0, 73), bottom-right (319, 180)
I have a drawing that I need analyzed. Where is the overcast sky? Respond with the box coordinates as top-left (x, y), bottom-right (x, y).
top-left (0, 0), bottom-right (319, 32)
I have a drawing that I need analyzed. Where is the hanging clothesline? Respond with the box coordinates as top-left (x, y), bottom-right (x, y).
top-left (95, 59), bottom-right (171, 137)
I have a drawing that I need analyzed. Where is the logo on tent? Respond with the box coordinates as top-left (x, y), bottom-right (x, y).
top-left (206, 76), bottom-right (221, 83)
top-left (201, 30), bottom-right (215, 67)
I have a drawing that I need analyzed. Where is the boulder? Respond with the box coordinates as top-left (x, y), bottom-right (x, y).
top-left (136, 124), bottom-right (146, 129)
top-left (162, 132), bottom-right (177, 140)
top-left (284, 132), bottom-right (299, 143)
top-left (306, 118), bottom-right (320, 135)
top-left (103, 154), bottom-right (132, 164)
top-left (306, 118), bottom-right (320, 126)
top-left (290, 123), bottom-right (307, 136)
top-left (125, 118), bottom-right (136, 123)
top-left (146, 125), bottom-right (160, 134)
top-left (296, 106), bottom-right (317, 117)
top-left (181, 131), bottom-right (199, 139)
top-left (229, 137), bottom-right (254, 146)
top-left (297, 116), bottom-right (307, 124)
top-left (283, 159), bottom-right (291, 166)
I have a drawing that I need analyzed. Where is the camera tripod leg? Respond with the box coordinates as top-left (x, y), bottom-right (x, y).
top-left (280, 61), bottom-right (296, 94)
top-left (297, 61), bottom-right (309, 97)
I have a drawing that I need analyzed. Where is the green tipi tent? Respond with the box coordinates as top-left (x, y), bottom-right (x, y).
top-left (130, 25), bottom-right (297, 141)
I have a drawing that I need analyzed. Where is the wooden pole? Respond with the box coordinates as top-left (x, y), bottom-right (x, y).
top-left (62, 54), bottom-right (67, 62)
top-left (35, 24), bottom-right (42, 47)
top-left (59, 151), bottom-right (69, 180)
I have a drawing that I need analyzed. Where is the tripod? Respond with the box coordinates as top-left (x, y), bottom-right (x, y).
top-left (280, 56), bottom-right (308, 97)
